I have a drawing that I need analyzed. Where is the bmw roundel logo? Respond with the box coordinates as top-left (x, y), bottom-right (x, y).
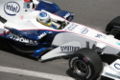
top-left (114, 63), bottom-right (120, 70)
top-left (4, 1), bottom-right (20, 16)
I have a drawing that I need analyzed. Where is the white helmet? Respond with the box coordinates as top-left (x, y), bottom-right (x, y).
top-left (37, 11), bottom-right (50, 23)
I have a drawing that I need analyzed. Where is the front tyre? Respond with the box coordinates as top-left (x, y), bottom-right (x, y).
top-left (69, 48), bottom-right (103, 80)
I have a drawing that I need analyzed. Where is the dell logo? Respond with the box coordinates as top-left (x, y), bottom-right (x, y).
top-left (4, 2), bottom-right (20, 16)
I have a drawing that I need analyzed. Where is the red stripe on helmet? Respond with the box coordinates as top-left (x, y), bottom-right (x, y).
top-left (24, 0), bottom-right (32, 2)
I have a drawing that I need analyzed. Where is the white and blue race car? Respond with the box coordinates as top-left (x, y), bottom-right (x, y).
top-left (0, 0), bottom-right (120, 80)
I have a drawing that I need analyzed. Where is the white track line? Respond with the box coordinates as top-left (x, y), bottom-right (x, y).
top-left (0, 65), bottom-right (74, 80)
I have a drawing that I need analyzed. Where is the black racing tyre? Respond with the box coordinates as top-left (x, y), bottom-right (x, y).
top-left (68, 48), bottom-right (103, 80)
top-left (106, 16), bottom-right (120, 33)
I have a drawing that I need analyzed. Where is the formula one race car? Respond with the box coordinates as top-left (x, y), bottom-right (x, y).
top-left (0, 0), bottom-right (120, 80)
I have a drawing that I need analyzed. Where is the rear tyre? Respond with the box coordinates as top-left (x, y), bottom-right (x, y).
top-left (106, 16), bottom-right (120, 39)
top-left (68, 48), bottom-right (103, 80)
top-left (106, 16), bottom-right (120, 33)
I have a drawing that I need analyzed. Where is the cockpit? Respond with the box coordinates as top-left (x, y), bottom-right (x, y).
top-left (36, 10), bottom-right (69, 30)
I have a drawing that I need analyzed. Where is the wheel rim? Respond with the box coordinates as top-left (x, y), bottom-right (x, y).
top-left (73, 59), bottom-right (91, 78)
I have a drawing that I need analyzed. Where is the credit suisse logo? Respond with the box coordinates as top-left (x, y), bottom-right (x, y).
top-left (4, 1), bottom-right (20, 16)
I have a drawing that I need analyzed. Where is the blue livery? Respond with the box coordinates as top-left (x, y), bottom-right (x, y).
top-left (36, 0), bottom-right (74, 21)
top-left (2, 27), bottom-right (62, 59)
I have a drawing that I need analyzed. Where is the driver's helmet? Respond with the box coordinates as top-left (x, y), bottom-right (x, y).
top-left (37, 11), bottom-right (50, 23)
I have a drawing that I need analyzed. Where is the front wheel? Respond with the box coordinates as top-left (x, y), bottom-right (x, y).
top-left (68, 48), bottom-right (103, 80)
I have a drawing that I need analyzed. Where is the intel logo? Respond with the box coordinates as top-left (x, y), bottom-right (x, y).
top-left (4, 2), bottom-right (20, 16)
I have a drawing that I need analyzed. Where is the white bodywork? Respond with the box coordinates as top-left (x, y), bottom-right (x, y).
top-left (0, 0), bottom-right (120, 79)
top-left (102, 59), bottom-right (120, 80)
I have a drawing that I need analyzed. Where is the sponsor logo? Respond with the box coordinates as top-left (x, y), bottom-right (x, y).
top-left (60, 46), bottom-right (80, 53)
top-left (95, 34), bottom-right (103, 38)
top-left (95, 34), bottom-right (105, 39)
top-left (65, 23), bottom-right (77, 31)
top-left (8, 33), bottom-right (38, 45)
top-left (4, 1), bottom-right (20, 16)
top-left (38, 32), bottom-right (47, 39)
top-left (81, 28), bottom-right (89, 34)
top-left (114, 63), bottom-right (120, 70)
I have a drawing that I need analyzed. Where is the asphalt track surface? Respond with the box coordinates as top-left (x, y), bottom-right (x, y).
top-left (0, 0), bottom-right (120, 80)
